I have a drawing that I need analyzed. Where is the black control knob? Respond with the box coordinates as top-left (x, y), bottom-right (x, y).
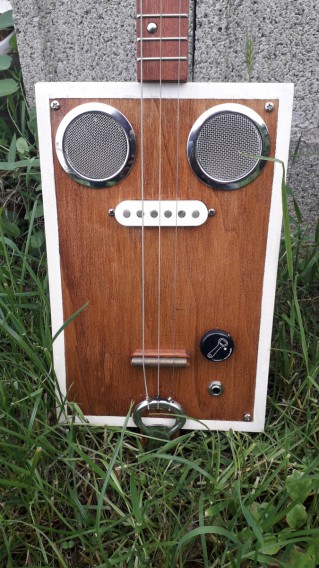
top-left (200, 329), bottom-right (234, 362)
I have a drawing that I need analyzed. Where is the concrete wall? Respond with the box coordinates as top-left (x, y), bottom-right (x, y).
top-left (10, 0), bottom-right (318, 226)
top-left (194, 0), bottom-right (319, 227)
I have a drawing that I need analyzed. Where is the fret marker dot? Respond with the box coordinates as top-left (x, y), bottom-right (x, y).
top-left (164, 210), bottom-right (172, 218)
top-left (147, 22), bottom-right (158, 34)
top-left (178, 210), bottom-right (186, 218)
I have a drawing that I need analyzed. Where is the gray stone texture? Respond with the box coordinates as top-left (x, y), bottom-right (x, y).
top-left (194, 0), bottom-right (319, 226)
top-left (11, 0), bottom-right (137, 85)
top-left (10, 0), bottom-right (318, 226)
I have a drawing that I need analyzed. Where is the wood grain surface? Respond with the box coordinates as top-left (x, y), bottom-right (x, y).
top-left (136, 0), bottom-right (189, 81)
top-left (50, 97), bottom-right (278, 422)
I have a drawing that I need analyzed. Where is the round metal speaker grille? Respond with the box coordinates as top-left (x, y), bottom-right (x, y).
top-left (55, 103), bottom-right (136, 188)
top-left (197, 113), bottom-right (262, 181)
top-left (187, 103), bottom-right (270, 190)
top-left (63, 112), bottom-right (128, 180)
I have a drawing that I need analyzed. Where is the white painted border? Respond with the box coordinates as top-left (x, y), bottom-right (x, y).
top-left (35, 81), bottom-right (294, 432)
top-left (36, 81), bottom-right (293, 102)
top-left (0, 0), bottom-right (12, 13)
top-left (36, 87), bottom-right (67, 406)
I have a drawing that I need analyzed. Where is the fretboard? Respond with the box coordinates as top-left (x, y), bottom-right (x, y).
top-left (136, 0), bottom-right (189, 82)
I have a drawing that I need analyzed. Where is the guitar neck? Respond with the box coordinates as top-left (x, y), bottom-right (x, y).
top-left (136, 0), bottom-right (189, 82)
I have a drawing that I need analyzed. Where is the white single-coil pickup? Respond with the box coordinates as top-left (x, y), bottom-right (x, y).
top-left (114, 200), bottom-right (208, 227)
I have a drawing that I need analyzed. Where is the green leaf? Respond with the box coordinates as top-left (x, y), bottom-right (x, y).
top-left (0, 479), bottom-right (28, 489)
top-left (50, 301), bottom-right (89, 346)
top-left (16, 136), bottom-right (30, 157)
top-left (130, 472), bottom-right (143, 525)
top-left (287, 546), bottom-right (316, 568)
top-left (291, 134), bottom-right (302, 163)
top-left (241, 501), bottom-right (264, 545)
top-left (0, 10), bottom-right (13, 30)
top-left (9, 32), bottom-right (17, 51)
top-left (177, 525), bottom-right (240, 551)
top-left (0, 158), bottom-right (40, 171)
top-left (232, 479), bottom-right (263, 545)
top-left (0, 78), bottom-right (18, 97)
top-left (30, 230), bottom-right (45, 249)
top-left (280, 163), bottom-right (294, 280)
top-left (293, 197), bottom-right (303, 223)
top-left (259, 534), bottom-right (281, 556)
top-left (27, 106), bottom-right (38, 136)
top-left (0, 54), bottom-right (12, 70)
top-left (0, 235), bottom-right (18, 252)
top-left (24, 202), bottom-right (43, 220)
top-left (293, 278), bottom-right (309, 374)
top-left (61, 540), bottom-right (76, 550)
top-left (205, 502), bottom-right (228, 517)
top-left (286, 471), bottom-right (313, 503)
top-left (243, 155), bottom-right (293, 279)
top-left (7, 133), bottom-right (16, 163)
top-left (0, 210), bottom-right (20, 237)
top-left (286, 503), bottom-right (307, 529)
top-left (249, 502), bottom-right (276, 525)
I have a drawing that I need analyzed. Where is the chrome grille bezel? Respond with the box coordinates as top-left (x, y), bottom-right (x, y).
top-left (55, 102), bottom-right (136, 188)
top-left (187, 103), bottom-right (270, 190)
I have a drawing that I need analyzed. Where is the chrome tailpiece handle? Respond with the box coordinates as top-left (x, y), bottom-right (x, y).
top-left (133, 397), bottom-right (186, 443)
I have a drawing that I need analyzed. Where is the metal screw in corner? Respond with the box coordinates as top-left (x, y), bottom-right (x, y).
top-left (265, 102), bottom-right (274, 112)
top-left (244, 413), bottom-right (252, 422)
top-left (50, 100), bottom-right (60, 111)
top-left (208, 208), bottom-right (216, 217)
top-left (108, 208), bottom-right (115, 217)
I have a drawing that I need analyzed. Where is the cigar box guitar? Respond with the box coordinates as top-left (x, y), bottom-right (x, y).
top-left (36, 0), bottom-right (293, 437)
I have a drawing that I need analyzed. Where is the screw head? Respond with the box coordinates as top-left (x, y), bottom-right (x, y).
top-left (147, 22), bottom-right (158, 34)
top-left (208, 209), bottom-right (216, 217)
top-left (244, 413), bottom-right (252, 422)
top-left (108, 208), bottom-right (115, 217)
top-left (265, 102), bottom-right (274, 112)
top-left (50, 100), bottom-right (60, 110)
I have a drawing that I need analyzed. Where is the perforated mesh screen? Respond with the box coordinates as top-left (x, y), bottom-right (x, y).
top-left (63, 111), bottom-right (128, 180)
top-left (196, 112), bottom-right (262, 182)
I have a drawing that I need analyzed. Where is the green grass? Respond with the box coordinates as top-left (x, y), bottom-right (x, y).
top-left (1, 60), bottom-right (319, 567)
top-left (1, 157), bottom-right (318, 568)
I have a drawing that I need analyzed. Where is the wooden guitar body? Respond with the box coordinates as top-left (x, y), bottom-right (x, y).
top-left (36, 81), bottom-right (293, 431)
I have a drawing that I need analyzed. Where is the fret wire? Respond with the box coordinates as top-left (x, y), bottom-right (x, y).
top-left (137, 56), bottom-right (187, 61)
top-left (137, 37), bottom-right (188, 41)
top-left (136, 13), bottom-right (188, 17)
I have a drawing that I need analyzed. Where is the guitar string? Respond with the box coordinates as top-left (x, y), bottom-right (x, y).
top-left (140, 0), bottom-right (149, 402)
top-left (157, 0), bottom-right (163, 398)
top-left (171, 0), bottom-right (183, 395)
